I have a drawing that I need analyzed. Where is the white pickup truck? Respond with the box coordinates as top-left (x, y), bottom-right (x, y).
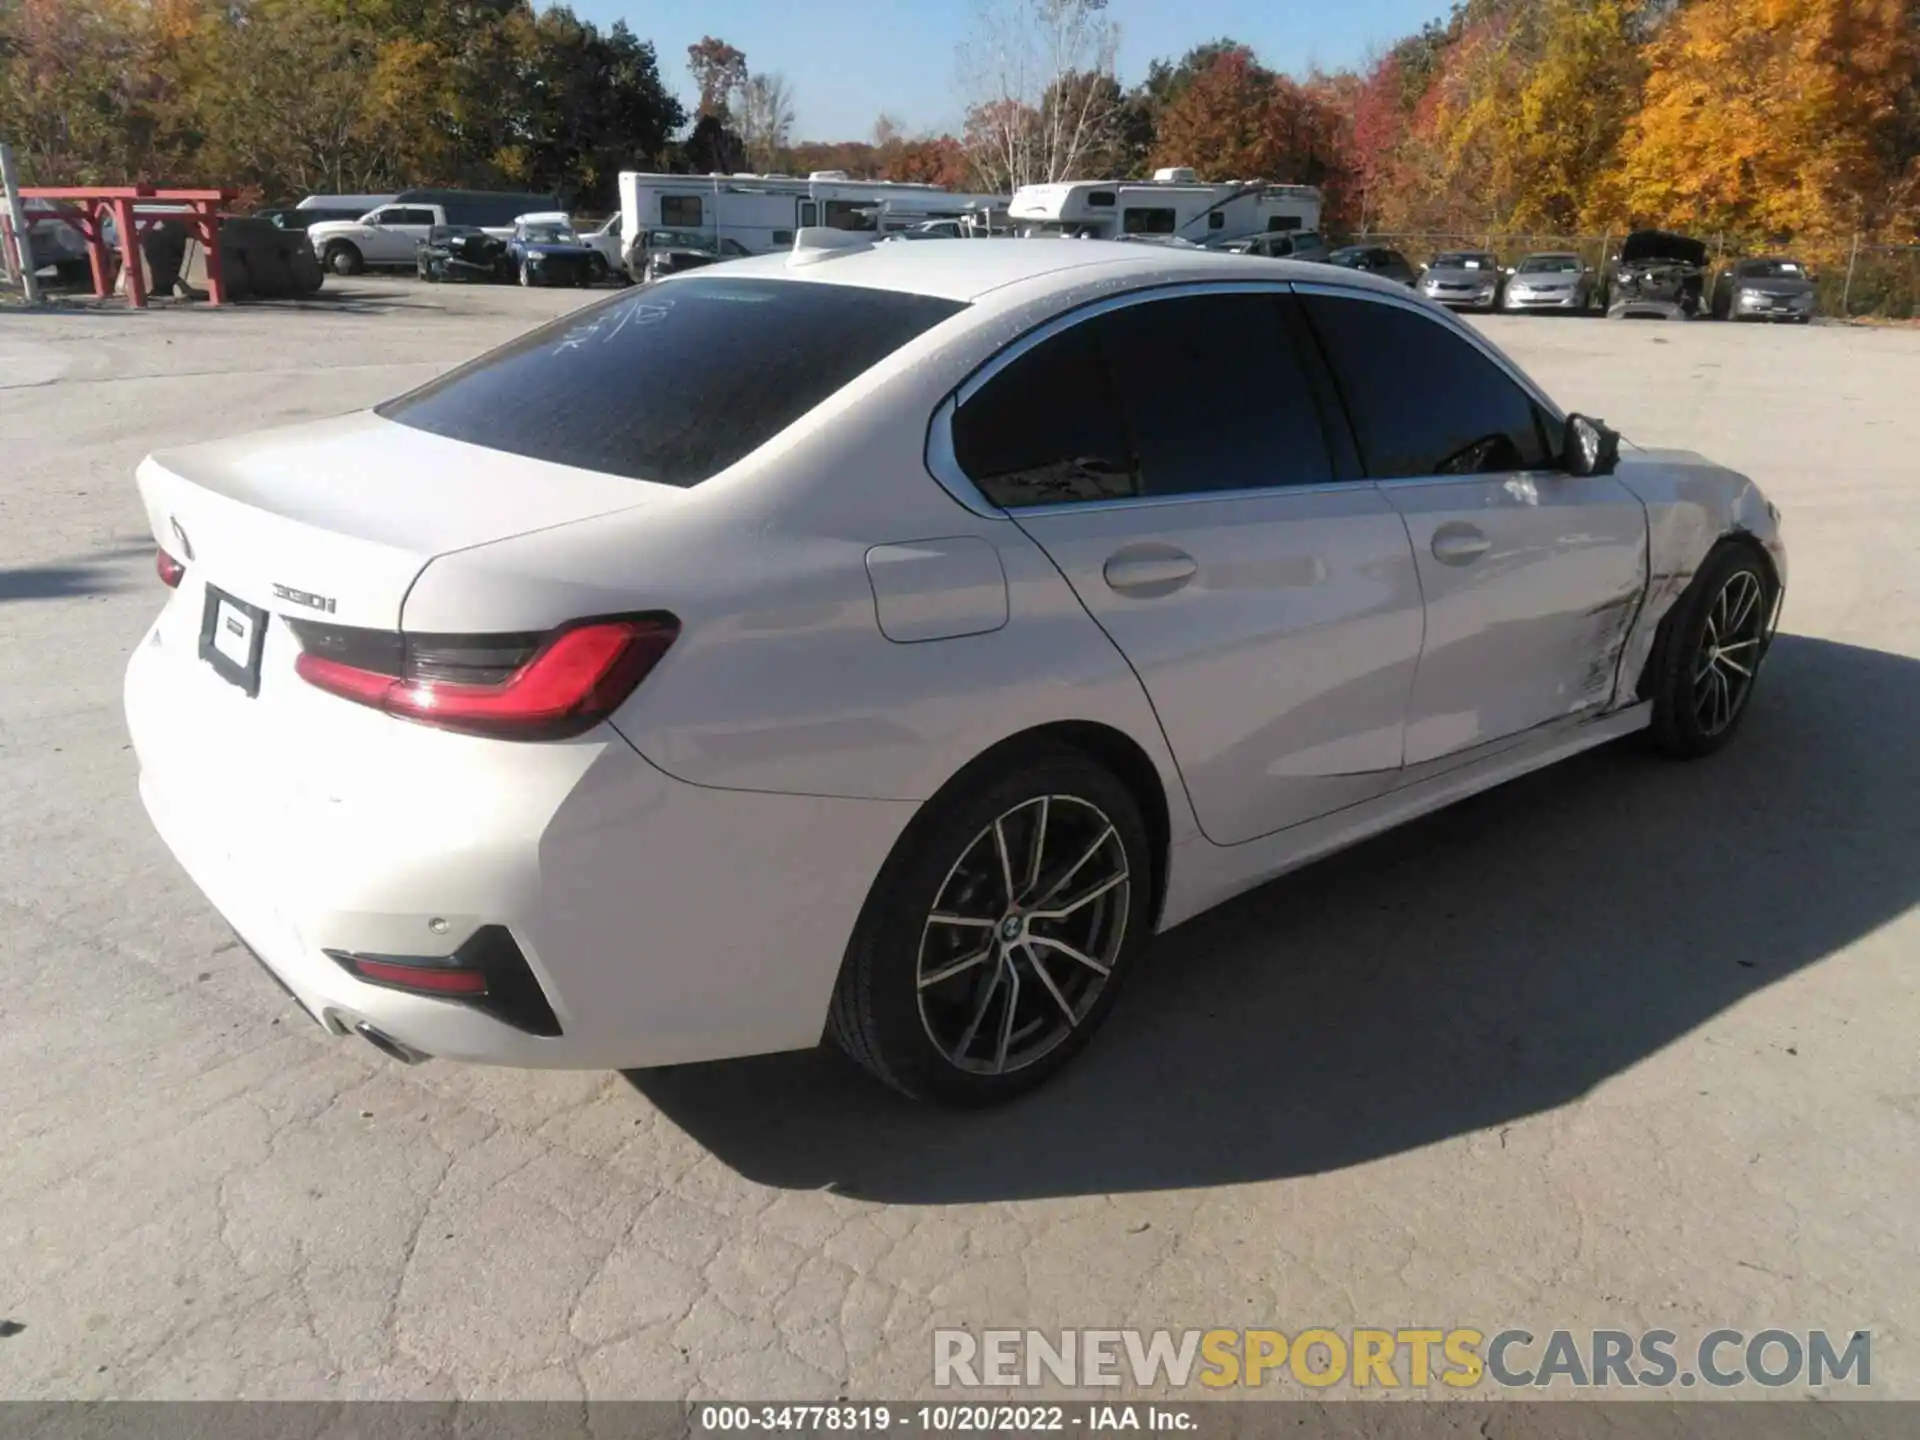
top-left (306, 202), bottom-right (465, 276)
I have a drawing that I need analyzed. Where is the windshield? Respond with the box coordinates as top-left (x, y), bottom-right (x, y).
top-left (521, 222), bottom-right (578, 244)
top-left (1738, 259), bottom-right (1806, 278)
top-left (377, 277), bottom-right (966, 488)
top-left (1327, 248), bottom-right (1368, 266)
top-left (1518, 255), bottom-right (1580, 274)
top-left (1433, 252), bottom-right (1496, 270)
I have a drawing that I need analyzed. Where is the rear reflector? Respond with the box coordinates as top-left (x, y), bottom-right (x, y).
top-left (291, 614), bottom-right (679, 741)
top-left (325, 925), bottom-right (562, 1035)
top-left (156, 549), bottom-right (186, 588)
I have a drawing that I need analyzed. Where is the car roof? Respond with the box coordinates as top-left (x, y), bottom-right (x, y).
top-left (695, 238), bottom-right (1409, 304)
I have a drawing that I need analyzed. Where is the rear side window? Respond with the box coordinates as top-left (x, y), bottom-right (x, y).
top-left (953, 291), bottom-right (1335, 507)
top-left (1301, 293), bottom-right (1553, 477)
top-left (379, 278), bottom-right (965, 487)
top-left (1123, 207), bottom-right (1176, 235)
top-left (660, 195), bottom-right (702, 226)
top-left (951, 323), bottom-right (1134, 506)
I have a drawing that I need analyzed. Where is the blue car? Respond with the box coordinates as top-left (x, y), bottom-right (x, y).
top-left (507, 213), bottom-right (604, 288)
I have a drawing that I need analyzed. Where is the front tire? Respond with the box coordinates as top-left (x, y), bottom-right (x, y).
top-left (828, 747), bottom-right (1153, 1105)
top-left (324, 243), bottom-right (362, 277)
top-left (519, 259), bottom-right (536, 287)
top-left (587, 254), bottom-right (609, 285)
top-left (1646, 544), bottom-right (1778, 758)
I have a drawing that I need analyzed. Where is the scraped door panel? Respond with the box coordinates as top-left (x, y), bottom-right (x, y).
top-left (1384, 472), bottom-right (1647, 764)
top-left (1019, 492), bottom-right (1424, 844)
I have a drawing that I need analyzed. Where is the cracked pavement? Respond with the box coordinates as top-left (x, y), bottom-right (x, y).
top-left (2, 281), bottom-right (1917, 1400)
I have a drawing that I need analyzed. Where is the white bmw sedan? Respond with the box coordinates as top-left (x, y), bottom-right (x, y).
top-left (125, 236), bottom-right (1787, 1104)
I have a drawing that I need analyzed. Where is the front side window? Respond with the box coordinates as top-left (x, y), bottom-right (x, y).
top-left (1122, 207), bottom-right (1176, 235)
top-left (952, 291), bottom-right (1336, 508)
top-left (387, 208), bottom-right (436, 226)
top-left (1301, 293), bottom-right (1555, 478)
top-left (379, 278), bottom-right (964, 488)
top-left (660, 195), bottom-right (703, 227)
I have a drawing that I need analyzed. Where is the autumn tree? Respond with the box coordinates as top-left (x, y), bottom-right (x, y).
top-left (1611, 0), bottom-right (1919, 238)
top-left (958, 0), bottom-right (1120, 189)
top-left (686, 35), bottom-right (748, 121)
top-left (737, 72), bottom-right (797, 172)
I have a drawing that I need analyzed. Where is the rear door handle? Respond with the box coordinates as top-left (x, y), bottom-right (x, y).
top-left (1431, 524), bottom-right (1491, 565)
top-left (1103, 546), bottom-right (1197, 596)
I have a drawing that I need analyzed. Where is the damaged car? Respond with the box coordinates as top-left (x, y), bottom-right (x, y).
top-left (1604, 229), bottom-right (1709, 319)
top-left (1711, 256), bottom-right (1817, 323)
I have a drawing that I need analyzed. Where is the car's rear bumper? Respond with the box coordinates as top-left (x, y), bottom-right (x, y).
top-left (1608, 298), bottom-right (1692, 320)
top-left (126, 620), bottom-right (918, 1070)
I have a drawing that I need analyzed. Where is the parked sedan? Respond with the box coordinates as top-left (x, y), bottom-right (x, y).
top-left (627, 228), bottom-right (752, 284)
top-left (508, 213), bottom-right (601, 287)
top-left (124, 242), bottom-right (1785, 1105)
top-left (1324, 245), bottom-right (1418, 285)
top-left (1712, 257), bottom-right (1816, 322)
top-left (1221, 230), bottom-right (1330, 262)
top-left (1418, 250), bottom-right (1503, 310)
top-left (1501, 252), bottom-right (1596, 312)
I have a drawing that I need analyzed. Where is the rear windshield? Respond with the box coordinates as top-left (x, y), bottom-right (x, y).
top-left (378, 277), bottom-right (966, 487)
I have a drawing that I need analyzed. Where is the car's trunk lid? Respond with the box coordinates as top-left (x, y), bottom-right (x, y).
top-left (136, 411), bottom-right (673, 630)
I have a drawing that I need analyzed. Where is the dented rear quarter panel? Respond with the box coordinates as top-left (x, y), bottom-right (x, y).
top-left (1608, 447), bottom-right (1787, 707)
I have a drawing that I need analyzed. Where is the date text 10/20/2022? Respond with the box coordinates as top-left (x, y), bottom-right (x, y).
top-left (698, 1406), bottom-right (1197, 1431)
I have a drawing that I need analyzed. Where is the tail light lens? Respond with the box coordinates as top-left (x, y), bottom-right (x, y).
top-left (156, 548), bottom-right (186, 587)
top-left (290, 614), bottom-right (678, 741)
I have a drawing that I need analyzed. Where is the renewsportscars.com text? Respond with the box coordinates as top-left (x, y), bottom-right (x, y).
top-left (932, 1327), bottom-right (1871, 1391)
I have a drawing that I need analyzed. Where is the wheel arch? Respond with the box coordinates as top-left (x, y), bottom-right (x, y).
top-left (1634, 529), bottom-right (1781, 700)
top-left (917, 720), bottom-right (1174, 931)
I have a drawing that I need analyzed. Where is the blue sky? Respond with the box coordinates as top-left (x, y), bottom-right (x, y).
top-left (573, 0), bottom-right (1446, 141)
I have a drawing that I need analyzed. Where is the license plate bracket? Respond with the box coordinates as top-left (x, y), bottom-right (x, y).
top-left (199, 585), bottom-right (268, 697)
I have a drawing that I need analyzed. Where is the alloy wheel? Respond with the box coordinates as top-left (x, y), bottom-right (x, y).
top-left (915, 795), bottom-right (1131, 1076)
top-left (1693, 569), bottom-right (1767, 736)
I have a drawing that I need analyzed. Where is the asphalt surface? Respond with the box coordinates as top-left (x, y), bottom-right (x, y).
top-left (2, 279), bottom-right (1917, 1401)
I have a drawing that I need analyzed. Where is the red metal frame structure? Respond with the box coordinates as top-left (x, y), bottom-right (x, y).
top-left (18, 186), bottom-right (237, 307)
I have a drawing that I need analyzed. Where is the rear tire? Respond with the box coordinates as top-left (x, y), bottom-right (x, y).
top-left (1646, 543), bottom-right (1778, 758)
top-left (828, 747), bottom-right (1153, 1106)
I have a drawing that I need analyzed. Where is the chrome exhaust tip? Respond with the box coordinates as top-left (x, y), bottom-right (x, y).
top-left (355, 1022), bottom-right (429, 1065)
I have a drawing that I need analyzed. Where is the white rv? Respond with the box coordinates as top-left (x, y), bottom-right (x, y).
top-left (616, 171), bottom-right (1007, 264)
top-left (1009, 167), bottom-right (1322, 247)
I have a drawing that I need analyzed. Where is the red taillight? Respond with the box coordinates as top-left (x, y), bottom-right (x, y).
top-left (293, 615), bottom-right (678, 740)
top-left (156, 548), bottom-right (186, 588)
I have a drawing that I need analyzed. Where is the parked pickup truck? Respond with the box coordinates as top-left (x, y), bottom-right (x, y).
top-left (306, 190), bottom-right (560, 276)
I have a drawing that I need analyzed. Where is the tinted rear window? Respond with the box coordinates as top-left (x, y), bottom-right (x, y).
top-left (378, 277), bottom-right (966, 487)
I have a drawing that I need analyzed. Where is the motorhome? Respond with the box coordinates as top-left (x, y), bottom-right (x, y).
top-left (617, 171), bottom-right (1008, 260)
top-left (1009, 167), bottom-right (1322, 246)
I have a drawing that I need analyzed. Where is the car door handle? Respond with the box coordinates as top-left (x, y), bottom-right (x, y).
top-left (1431, 525), bottom-right (1491, 565)
top-left (1103, 546), bottom-right (1197, 596)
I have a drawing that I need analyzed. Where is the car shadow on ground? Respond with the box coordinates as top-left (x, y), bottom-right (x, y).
top-left (628, 634), bottom-right (1919, 1203)
top-left (0, 544), bottom-right (153, 603)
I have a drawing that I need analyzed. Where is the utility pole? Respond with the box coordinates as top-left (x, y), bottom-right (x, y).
top-left (0, 143), bottom-right (43, 305)
top-left (1841, 232), bottom-right (1861, 318)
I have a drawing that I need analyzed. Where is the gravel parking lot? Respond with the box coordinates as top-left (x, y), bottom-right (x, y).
top-left (2, 278), bottom-right (1917, 1402)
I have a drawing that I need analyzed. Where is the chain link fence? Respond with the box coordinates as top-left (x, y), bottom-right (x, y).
top-left (1338, 230), bottom-right (1919, 320)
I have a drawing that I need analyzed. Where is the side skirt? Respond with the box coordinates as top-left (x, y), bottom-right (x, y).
top-left (1158, 703), bottom-right (1652, 930)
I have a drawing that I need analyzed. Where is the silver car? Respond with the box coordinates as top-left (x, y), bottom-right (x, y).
top-left (1418, 250), bottom-right (1503, 310)
top-left (124, 240), bottom-right (1787, 1105)
top-left (1502, 252), bottom-right (1597, 312)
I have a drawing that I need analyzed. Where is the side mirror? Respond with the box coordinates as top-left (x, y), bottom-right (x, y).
top-left (1563, 414), bottom-right (1621, 477)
